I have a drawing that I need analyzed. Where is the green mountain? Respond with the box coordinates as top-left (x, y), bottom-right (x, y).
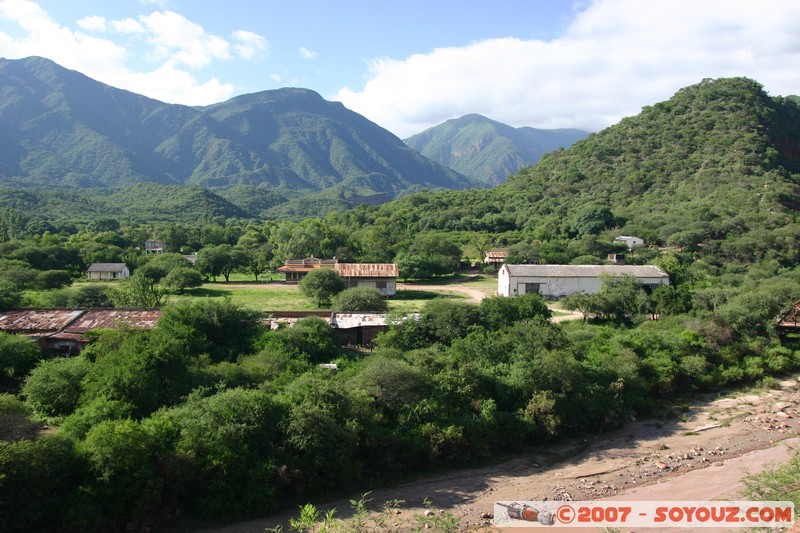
top-left (356, 78), bottom-right (800, 259)
top-left (0, 56), bottom-right (475, 206)
top-left (404, 114), bottom-right (588, 185)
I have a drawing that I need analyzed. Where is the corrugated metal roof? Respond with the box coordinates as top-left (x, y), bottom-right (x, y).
top-left (0, 309), bottom-right (85, 333)
top-left (87, 263), bottom-right (128, 272)
top-left (64, 309), bottom-right (162, 333)
top-left (335, 263), bottom-right (398, 278)
top-left (331, 313), bottom-right (389, 329)
top-left (504, 264), bottom-right (668, 278)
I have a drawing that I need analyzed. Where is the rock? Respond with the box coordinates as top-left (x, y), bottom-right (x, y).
top-left (481, 512), bottom-right (493, 519)
top-left (424, 510), bottom-right (434, 517)
top-left (773, 402), bottom-right (793, 411)
top-left (655, 461), bottom-right (668, 470)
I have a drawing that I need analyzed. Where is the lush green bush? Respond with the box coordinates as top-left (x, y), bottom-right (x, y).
top-left (332, 286), bottom-right (388, 312)
top-left (22, 356), bottom-right (90, 419)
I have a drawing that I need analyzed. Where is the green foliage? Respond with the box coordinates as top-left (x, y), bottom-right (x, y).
top-left (108, 270), bottom-right (167, 308)
top-left (0, 332), bottom-right (41, 381)
top-left (157, 387), bottom-right (284, 518)
top-left (161, 266), bottom-right (203, 293)
top-left (299, 268), bottom-right (346, 307)
top-left (157, 299), bottom-right (264, 363)
top-left (263, 316), bottom-right (338, 363)
top-left (741, 452), bottom-right (800, 509)
top-left (332, 287), bottom-right (388, 312)
top-left (80, 329), bottom-right (196, 417)
top-left (405, 113), bottom-right (587, 185)
top-left (479, 294), bottom-right (551, 329)
top-left (0, 435), bottom-right (87, 533)
top-left (22, 356), bottom-right (90, 419)
top-left (0, 393), bottom-right (39, 442)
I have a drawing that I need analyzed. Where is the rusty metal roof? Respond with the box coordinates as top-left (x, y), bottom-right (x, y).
top-left (0, 309), bottom-right (85, 333)
top-left (503, 264), bottom-right (668, 278)
top-left (64, 309), bottom-right (162, 333)
top-left (335, 263), bottom-right (398, 278)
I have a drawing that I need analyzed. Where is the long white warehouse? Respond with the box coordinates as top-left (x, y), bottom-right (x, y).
top-left (498, 264), bottom-right (670, 298)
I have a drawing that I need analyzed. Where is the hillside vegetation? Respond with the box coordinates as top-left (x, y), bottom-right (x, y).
top-left (0, 56), bottom-right (473, 217)
top-left (405, 113), bottom-right (588, 185)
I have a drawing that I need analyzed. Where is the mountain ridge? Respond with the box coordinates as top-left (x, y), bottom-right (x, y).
top-left (0, 56), bottom-right (475, 203)
top-left (404, 113), bottom-right (588, 185)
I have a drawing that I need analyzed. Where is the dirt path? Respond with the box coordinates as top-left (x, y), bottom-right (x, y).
top-left (197, 376), bottom-right (799, 533)
top-left (397, 282), bottom-right (490, 303)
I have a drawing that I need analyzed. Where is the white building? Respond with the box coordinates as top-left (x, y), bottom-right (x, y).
top-left (498, 264), bottom-right (669, 298)
top-left (614, 236), bottom-right (645, 249)
top-left (86, 263), bottom-right (130, 280)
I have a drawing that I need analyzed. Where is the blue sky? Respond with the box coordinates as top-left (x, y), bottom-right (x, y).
top-left (1, 0), bottom-right (799, 137)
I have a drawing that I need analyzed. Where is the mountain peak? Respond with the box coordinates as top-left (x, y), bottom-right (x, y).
top-left (405, 114), bottom-right (588, 185)
top-left (0, 56), bottom-right (473, 215)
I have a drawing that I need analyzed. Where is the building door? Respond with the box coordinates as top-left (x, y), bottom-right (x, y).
top-left (524, 283), bottom-right (541, 295)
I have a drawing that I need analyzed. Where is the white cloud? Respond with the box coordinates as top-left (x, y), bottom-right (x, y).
top-left (298, 46), bottom-right (317, 59)
top-left (233, 30), bottom-right (268, 60)
top-left (0, 0), bottom-right (127, 75)
top-left (77, 15), bottom-right (106, 32)
top-left (136, 10), bottom-right (231, 68)
top-left (112, 17), bottom-right (144, 34)
top-left (336, 0), bottom-right (800, 138)
top-left (0, 0), bottom-right (267, 105)
top-left (116, 60), bottom-right (234, 105)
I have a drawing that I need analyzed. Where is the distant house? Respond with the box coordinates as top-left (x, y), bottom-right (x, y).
top-left (484, 251), bottom-right (508, 267)
top-left (277, 256), bottom-right (338, 282)
top-left (277, 258), bottom-right (399, 295)
top-left (87, 263), bottom-right (129, 280)
top-left (144, 240), bottom-right (164, 254)
top-left (498, 264), bottom-right (669, 298)
top-left (335, 263), bottom-right (399, 296)
top-left (614, 236), bottom-right (645, 249)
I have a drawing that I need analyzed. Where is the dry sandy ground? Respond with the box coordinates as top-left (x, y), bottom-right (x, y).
top-left (197, 375), bottom-right (800, 533)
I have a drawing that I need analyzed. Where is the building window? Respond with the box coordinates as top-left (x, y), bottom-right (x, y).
top-left (524, 283), bottom-right (541, 295)
top-left (375, 281), bottom-right (387, 289)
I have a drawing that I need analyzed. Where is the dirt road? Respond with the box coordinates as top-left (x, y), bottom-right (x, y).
top-left (198, 376), bottom-right (799, 533)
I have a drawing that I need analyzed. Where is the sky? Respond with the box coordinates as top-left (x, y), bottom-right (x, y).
top-left (1, 0), bottom-right (799, 138)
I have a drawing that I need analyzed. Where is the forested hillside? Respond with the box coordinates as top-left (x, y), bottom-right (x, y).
top-left (0, 57), bottom-right (473, 213)
top-left (346, 78), bottom-right (800, 266)
top-left (404, 114), bottom-right (588, 185)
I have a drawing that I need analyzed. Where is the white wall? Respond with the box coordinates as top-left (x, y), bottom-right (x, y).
top-left (499, 268), bottom-right (668, 298)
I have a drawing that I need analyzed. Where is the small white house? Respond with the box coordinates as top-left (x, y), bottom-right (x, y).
top-left (498, 264), bottom-right (669, 298)
top-left (87, 263), bottom-right (130, 280)
top-left (614, 236), bottom-right (645, 249)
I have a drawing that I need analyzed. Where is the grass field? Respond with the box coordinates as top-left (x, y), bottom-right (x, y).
top-left (169, 282), bottom-right (470, 313)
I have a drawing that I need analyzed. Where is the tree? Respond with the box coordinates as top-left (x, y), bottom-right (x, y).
top-left (161, 267), bottom-right (203, 294)
top-left (332, 287), bottom-right (388, 312)
top-left (594, 274), bottom-right (650, 321)
top-left (108, 270), bottom-right (166, 308)
top-left (506, 241), bottom-right (540, 264)
top-left (560, 292), bottom-right (597, 321)
top-left (156, 299), bottom-right (264, 363)
top-left (299, 268), bottom-right (345, 307)
top-left (34, 270), bottom-right (73, 290)
top-left (22, 356), bottom-right (90, 418)
top-left (569, 204), bottom-right (615, 237)
top-left (0, 332), bottom-right (41, 381)
top-left (479, 294), bottom-right (551, 329)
